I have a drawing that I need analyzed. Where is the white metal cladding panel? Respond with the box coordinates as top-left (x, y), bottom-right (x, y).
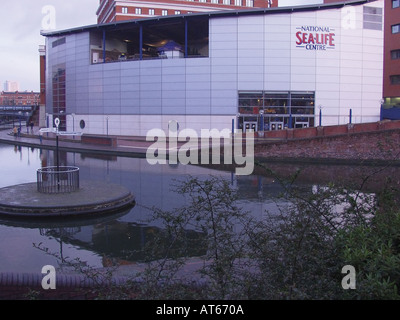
top-left (264, 14), bottom-right (291, 90)
top-left (237, 15), bottom-right (264, 90)
top-left (185, 60), bottom-right (211, 112)
top-left (210, 17), bottom-right (238, 115)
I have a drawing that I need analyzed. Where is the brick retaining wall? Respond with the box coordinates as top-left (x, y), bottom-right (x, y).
top-left (254, 120), bottom-right (400, 162)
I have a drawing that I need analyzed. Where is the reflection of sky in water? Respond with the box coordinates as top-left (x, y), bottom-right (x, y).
top-left (0, 144), bottom-right (286, 273)
top-left (0, 145), bottom-right (42, 188)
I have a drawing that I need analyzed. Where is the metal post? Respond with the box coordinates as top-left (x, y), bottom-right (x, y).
top-left (232, 118), bottom-right (235, 135)
top-left (185, 19), bottom-right (188, 58)
top-left (106, 116), bottom-right (109, 136)
top-left (319, 109), bottom-right (322, 127)
top-left (139, 25), bottom-right (143, 60)
top-left (102, 29), bottom-right (106, 63)
top-left (349, 109), bottom-right (352, 124)
top-left (56, 134), bottom-right (60, 191)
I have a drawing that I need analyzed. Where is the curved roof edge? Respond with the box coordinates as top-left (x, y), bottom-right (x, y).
top-left (41, 0), bottom-right (376, 37)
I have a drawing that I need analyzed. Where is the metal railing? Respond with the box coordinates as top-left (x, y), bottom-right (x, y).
top-left (37, 166), bottom-right (80, 194)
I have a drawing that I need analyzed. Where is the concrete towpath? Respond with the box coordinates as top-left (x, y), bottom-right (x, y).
top-left (0, 126), bottom-right (154, 158)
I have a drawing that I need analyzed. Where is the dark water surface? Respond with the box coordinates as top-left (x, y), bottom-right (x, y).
top-left (0, 143), bottom-right (398, 274)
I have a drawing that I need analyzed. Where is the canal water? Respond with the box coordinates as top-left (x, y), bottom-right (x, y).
top-left (0, 143), bottom-right (398, 275)
top-left (0, 143), bottom-right (286, 274)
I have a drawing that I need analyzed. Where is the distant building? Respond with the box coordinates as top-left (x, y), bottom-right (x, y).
top-left (383, 0), bottom-right (400, 108)
top-left (96, 0), bottom-right (355, 24)
top-left (0, 91), bottom-right (40, 106)
top-left (97, 0), bottom-right (278, 23)
top-left (3, 81), bottom-right (20, 92)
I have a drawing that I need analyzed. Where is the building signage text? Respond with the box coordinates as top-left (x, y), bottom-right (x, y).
top-left (296, 26), bottom-right (336, 51)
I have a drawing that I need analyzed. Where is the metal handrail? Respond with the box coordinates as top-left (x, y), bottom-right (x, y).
top-left (37, 166), bottom-right (80, 194)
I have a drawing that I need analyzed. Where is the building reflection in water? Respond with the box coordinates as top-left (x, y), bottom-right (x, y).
top-left (2, 145), bottom-right (400, 270)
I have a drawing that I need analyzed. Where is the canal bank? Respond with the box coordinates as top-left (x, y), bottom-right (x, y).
top-left (2, 120), bottom-right (400, 166)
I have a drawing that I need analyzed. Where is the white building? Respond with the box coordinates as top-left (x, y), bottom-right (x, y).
top-left (3, 81), bottom-right (20, 92)
top-left (42, 0), bottom-right (384, 136)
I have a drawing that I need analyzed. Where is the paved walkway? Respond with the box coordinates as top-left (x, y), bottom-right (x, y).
top-left (0, 126), bottom-right (154, 157)
top-left (0, 126), bottom-right (233, 159)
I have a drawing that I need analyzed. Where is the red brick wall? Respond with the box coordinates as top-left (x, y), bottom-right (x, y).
top-left (255, 120), bottom-right (400, 161)
top-left (384, 0), bottom-right (400, 98)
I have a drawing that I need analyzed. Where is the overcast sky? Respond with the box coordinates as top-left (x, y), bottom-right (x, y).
top-left (0, 0), bottom-right (98, 92)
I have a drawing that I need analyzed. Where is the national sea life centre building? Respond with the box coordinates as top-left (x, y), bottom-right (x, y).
top-left (42, 0), bottom-right (384, 136)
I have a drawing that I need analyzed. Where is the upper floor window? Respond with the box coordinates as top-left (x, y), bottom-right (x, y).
top-left (390, 75), bottom-right (400, 85)
top-left (393, 0), bottom-right (400, 9)
top-left (162, 10), bottom-right (168, 16)
top-left (122, 7), bottom-right (128, 14)
top-left (175, 10), bottom-right (181, 15)
top-left (149, 9), bottom-right (155, 15)
top-left (235, 0), bottom-right (242, 5)
top-left (135, 8), bottom-right (142, 14)
top-left (392, 24), bottom-right (400, 34)
top-left (223, 0), bottom-right (230, 4)
top-left (392, 49), bottom-right (400, 60)
top-left (211, 0), bottom-right (218, 3)
top-left (246, 0), bottom-right (253, 6)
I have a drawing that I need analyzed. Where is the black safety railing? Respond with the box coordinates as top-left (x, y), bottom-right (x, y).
top-left (37, 166), bottom-right (80, 194)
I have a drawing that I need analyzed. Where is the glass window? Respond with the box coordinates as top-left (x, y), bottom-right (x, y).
top-left (223, 0), bottom-right (230, 5)
top-left (239, 92), bottom-right (263, 114)
top-left (122, 7), bottom-right (128, 14)
top-left (291, 92), bottom-right (315, 115)
top-left (211, 0), bottom-right (218, 3)
top-left (149, 9), bottom-right (155, 15)
top-left (391, 49), bottom-right (400, 60)
top-left (135, 8), bottom-right (142, 14)
top-left (264, 92), bottom-right (289, 114)
top-left (246, 0), bottom-right (253, 7)
top-left (162, 10), bottom-right (168, 16)
top-left (235, 0), bottom-right (241, 5)
top-left (393, 0), bottom-right (400, 9)
top-left (392, 24), bottom-right (400, 34)
top-left (390, 75), bottom-right (400, 85)
top-left (175, 10), bottom-right (181, 15)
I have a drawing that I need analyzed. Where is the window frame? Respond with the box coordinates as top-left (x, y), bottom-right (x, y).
top-left (390, 75), bottom-right (400, 85)
top-left (391, 49), bottom-right (400, 60)
top-left (393, 0), bottom-right (400, 9)
top-left (392, 24), bottom-right (400, 34)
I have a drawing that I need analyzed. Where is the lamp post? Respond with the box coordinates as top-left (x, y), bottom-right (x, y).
top-left (106, 116), bottom-right (109, 136)
top-left (54, 117), bottom-right (61, 191)
top-left (259, 109), bottom-right (264, 135)
top-left (71, 113), bottom-right (76, 139)
top-left (318, 105), bottom-right (323, 127)
top-left (18, 111), bottom-right (22, 132)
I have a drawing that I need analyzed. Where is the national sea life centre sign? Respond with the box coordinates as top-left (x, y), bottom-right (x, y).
top-left (295, 26), bottom-right (336, 51)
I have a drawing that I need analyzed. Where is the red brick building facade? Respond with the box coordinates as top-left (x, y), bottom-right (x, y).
top-left (0, 91), bottom-right (40, 106)
top-left (97, 0), bottom-right (277, 23)
top-left (383, 0), bottom-right (400, 107)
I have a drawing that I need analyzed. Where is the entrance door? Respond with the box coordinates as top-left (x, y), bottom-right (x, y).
top-left (295, 119), bottom-right (309, 128)
top-left (270, 122), bottom-right (284, 130)
top-left (244, 121), bottom-right (258, 132)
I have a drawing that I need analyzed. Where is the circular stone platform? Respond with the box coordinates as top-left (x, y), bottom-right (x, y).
top-left (0, 181), bottom-right (135, 218)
